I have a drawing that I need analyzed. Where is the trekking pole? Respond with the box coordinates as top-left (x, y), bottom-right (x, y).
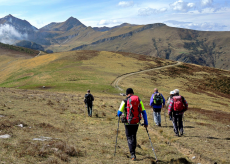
top-left (183, 113), bottom-right (185, 134)
top-left (114, 116), bottom-right (120, 157)
top-left (164, 108), bottom-right (167, 127)
top-left (142, 125), bottom-right (158, 162)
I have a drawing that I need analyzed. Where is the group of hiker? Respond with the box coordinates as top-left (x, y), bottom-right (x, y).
top-left (116, 88), bottom-right (188, 161)
top-left (150, 88), bottom-right (188, 136)
top-left (84, 87), bottom-right (188, 161)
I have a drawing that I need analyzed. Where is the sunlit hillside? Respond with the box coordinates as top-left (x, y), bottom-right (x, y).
top-left (0, 49), bottom-right (229, 164)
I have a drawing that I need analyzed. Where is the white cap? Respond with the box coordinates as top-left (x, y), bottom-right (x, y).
top-left (170, 91), bottom-right (175, 95)
top-left (174, 89), bottom-right (179, 94)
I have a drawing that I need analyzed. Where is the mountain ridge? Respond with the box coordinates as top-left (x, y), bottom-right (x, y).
top-left (0, 14), bottom-right (230, 70)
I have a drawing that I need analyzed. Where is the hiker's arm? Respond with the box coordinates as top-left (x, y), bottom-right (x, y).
top-left (166, 97), bottom-right (170, 107)
top-left (117, 101), bottom-right (125, 117)
top-left (140, 101), bottom-right (148, 125)
top-left (183, 97), bottom-right (188, 111)
top-left (142, 110), bottom-right (148, 126)
top-left (168, 99), bottom-right (174, 115)
top-left (149, 94), bottom-right (153, 106)
top-left (162, 95), bottom-right (166, 106)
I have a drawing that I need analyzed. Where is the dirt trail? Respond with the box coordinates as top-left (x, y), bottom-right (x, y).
top-left (148, 125), bottom-right (213, 164)
top-left (35, 51), bottom-right (41, 57)
top-left (112, 62), bottom-right (181, 91)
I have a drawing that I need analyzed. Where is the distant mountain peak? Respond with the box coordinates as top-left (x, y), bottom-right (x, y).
top-left (63, 16), bottom-right (86, 29)
top-left (65, 16), bottom-right (83, 25)
top-left (5, 14), bottom-right (13, 17)
top-left (0, 14), bottom-right (38, 31)
top-left (68, 16), bottom-right (75, 19)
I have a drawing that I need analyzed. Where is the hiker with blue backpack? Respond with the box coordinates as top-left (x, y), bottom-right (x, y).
top-left (116, 88), bottom-right (148, 161)
top-left (150, 88), bottom-right (166, 126)
top-left (168, 89), bottom-right (188, 136)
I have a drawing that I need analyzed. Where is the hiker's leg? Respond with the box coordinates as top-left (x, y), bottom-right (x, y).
top-left (158, 112), bottom-right (161, 125)
top-left (178, 115), bottom-right (183, 134)
top-left (89, 103), bottom-right (92, 116)
top-left (125, 125), bottom-right (139, 155)
top-left (87, 104), bottom-right (90, 116)
top-left (153, 111), bottom-right (158, 125)
top-left (172, 115), bottom-right (179, 134)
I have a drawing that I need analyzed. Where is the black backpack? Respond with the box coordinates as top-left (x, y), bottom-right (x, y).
top-left (84, 94), bottom-right (93, 103)
top-left (153, 93), bottom-right (163, 105)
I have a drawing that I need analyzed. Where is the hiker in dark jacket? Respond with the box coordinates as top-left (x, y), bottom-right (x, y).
top-left (84, 89), bottom-right (94, 117)
top-left (168, 89), bottom-right (188, 136)
top-left (117, 88), bottom-right (148, 161)
top-left (149, 88), bottom-right (165, 126)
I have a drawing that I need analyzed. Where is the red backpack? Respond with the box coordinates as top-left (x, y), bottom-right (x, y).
top-left (126, 95), bottom-right (142, 124)
top-left (173, 96), bottom-right (184, 111)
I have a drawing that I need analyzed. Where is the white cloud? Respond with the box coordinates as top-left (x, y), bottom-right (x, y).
top-left (165, 20), bottom-right (227, 31)
top-left (170, 0), bottom-right (196, 12)
top-left (201, 0), bottom-right (213, 7)
top-left (138, 7), bottom-right (167, 16)
top-left (187, 3), bottom-right (195, 8)
top-left (118, 1), bottom-right (134, 7)
top-left (0, 24), bottom-right (27, 44)
top-left (98, 19), bottom-right (121, 26)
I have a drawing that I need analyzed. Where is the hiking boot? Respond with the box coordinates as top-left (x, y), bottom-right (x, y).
top-left (130, 154), bottom-right (136, 161)
top-left (175, 133), bottom-right (179, 137)
top-left (180, 131), bottom-right (183, 136)
top-left (158, 123), bottom-right (161, 127)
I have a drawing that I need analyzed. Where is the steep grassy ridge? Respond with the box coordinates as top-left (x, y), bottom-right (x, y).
top-left (0, 50), bottom-right (229, 163)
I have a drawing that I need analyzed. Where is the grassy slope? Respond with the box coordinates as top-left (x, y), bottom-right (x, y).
top-left (45, 25), bottom-right (144, 52)
top-left (43, 24), bottom-right (230, 70)
top-left (120, 63), bottom-right (230, 163)
top-left (0, 50), bottom-right (229, 164)
top-left (73, 25), bottom-right (230, 70)
top-left (0, 50), bottom-right (173, 93)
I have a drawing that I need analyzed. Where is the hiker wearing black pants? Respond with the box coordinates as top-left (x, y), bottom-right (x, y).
top-left (117, 88), bottom-right (148, 161)
top-left (125, 124), bottom-right (139, 158)
top-left (168, 89), bottom-right (188, 136)
top-left (84, 89), bottom-right (94, 117)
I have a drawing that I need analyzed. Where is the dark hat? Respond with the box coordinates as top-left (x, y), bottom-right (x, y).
top-left (126, 88), bottom-right (134, 95)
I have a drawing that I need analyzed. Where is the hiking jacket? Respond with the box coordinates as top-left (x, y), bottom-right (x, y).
top-left (149, 92), bottom-right (165, 109)
top-left (117, 95), bottom-right (148, 125)
top-left (168, 95), bottom-right (188, 116)
top-left (84, 93), bottom-right (94, 104)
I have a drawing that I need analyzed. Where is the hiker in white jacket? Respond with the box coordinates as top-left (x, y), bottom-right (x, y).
top-left (166, 91), bottom-right (175, 109)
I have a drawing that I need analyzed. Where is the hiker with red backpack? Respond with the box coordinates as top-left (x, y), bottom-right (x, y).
top-left (116, 88), bottom-right (148, 161)
top-left (168, 89), bottom-right (188, 136)
top-left (149, 88), bottom-right (166, 126)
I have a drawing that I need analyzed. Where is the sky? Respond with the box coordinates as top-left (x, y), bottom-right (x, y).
top-left (0, 0), bottom-right (230, 31)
